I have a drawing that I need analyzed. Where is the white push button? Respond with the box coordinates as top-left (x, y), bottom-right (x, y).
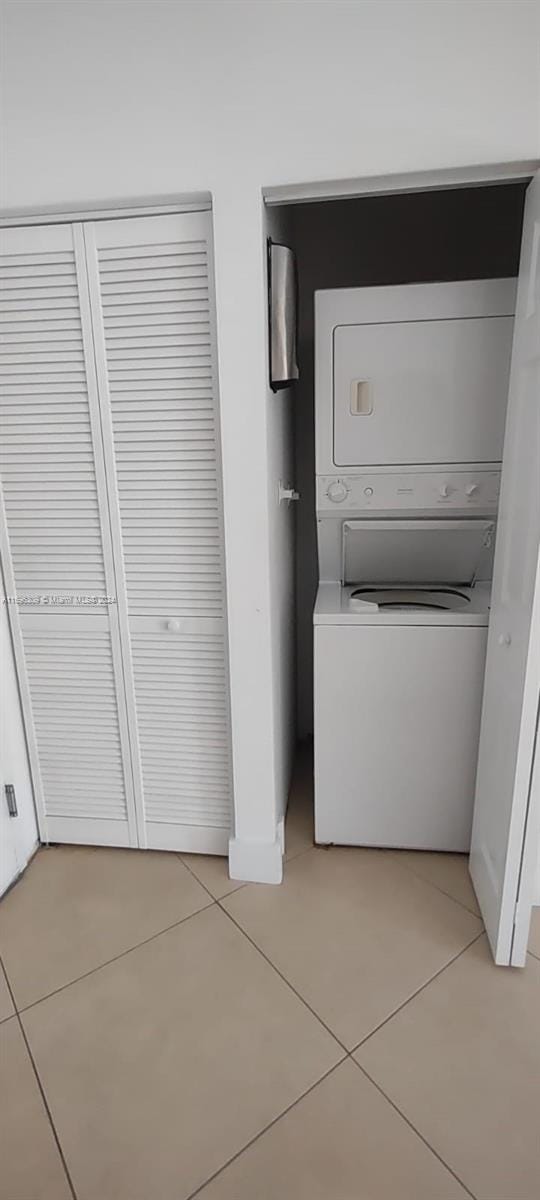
top-left (167, 619), bottom-right (182, 633)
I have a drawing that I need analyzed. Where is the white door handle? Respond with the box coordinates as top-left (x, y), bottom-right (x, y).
top-left (498, 632), bottom-right (512, 646)
top-left (166, 619), bottom-right (182, 633)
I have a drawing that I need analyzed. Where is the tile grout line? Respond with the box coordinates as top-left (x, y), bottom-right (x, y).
top-left (387, 853), bottom-right (483, 918)
top-left (181, 851), bottom-right (359, 1064)
top-left (0, 951), bottom-right (78, 1200)
top-left (213, 862), bottom-right (485, 1066)
top-left (284, 840), bottom-right (318, 864)
top-left (9, 897), bottom-right (216, 1018)
top-left (1, 841), bottom-right (517, 1200)
top-left (0, 955), bottom-right (14, 1023)
top-left (3, 845), bottom-right (342, 1200)
top-left (351, 1058), bottom-right (477, 1200)
top-left (286, 836), bottom-right (482, 920)
top-left (184, 1056), bottom-right (349, 1200)
top-left (178, 852), bottom-right (539, 968)
top-left (216, 897), bottom-right (350, 1054)
top-left (5, 850), bottom-right (346, 1200)
top-left (349, 930), bottom-right (485, 1055)
top-left (1, 845), bottom-right (505, 1200)
top-left (186, 1001), bottom-right (479, 1200)
top-left (175, 852), bottom-right (248, 899)
top-left (3, 851), bottom-right (491, 1200)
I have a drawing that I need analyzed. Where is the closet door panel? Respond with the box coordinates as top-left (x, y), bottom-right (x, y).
top-left (130, 616), bottom-right (230, 854)
top-left (90, 214), bottom-right (221, 620)
top-left (0, 225), bottom-right (105, 603)
top-left (20, 614), bottom-right (133, 846)
top-left (0, 223), bottom-right (139, 847)
top-left (85, 213), bottom-right (232, 851)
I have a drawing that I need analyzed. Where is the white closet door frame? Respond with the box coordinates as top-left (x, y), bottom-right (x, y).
top-left (0, 196), bottom-right (212, 228)
top-left (0, 221), bottom-right (141, 848)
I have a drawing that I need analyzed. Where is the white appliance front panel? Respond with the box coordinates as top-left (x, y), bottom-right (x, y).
top-left (316, 470), bottom-right (502, 514)
top-left (314, 623), bottom-right (487, 851)
top-left (333, 315), bottom-right (514, 468)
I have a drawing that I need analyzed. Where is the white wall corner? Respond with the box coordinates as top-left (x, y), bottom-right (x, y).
top-left (228, 834), bottom-right (283, 884)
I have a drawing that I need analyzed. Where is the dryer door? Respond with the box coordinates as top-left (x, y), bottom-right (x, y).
top-left (333, 314), bottom-right (514, 468)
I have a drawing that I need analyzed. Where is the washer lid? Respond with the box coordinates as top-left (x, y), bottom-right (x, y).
top-left (343, 519), bottom-right (495, 586)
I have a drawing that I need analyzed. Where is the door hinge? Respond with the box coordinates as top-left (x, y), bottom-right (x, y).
top-left (4, 784), bottom-right (18, 818)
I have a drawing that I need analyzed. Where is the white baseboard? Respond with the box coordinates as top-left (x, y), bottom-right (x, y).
top-left (228, 835), bottom-right (283, 884)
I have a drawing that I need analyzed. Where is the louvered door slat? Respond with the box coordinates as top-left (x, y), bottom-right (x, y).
top-left (86, 213), bottom-right (232, 854)
top-left (0, 223), bottom-right (139, 848)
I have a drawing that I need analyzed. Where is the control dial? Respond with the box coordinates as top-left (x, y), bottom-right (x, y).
top-left (327, 480), bottom-right (349, 504)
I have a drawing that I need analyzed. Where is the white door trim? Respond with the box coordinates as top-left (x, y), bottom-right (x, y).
top-left (0, 194), bottom-right (212, 228)
top-left (263, 159), bottom-right (540, 206)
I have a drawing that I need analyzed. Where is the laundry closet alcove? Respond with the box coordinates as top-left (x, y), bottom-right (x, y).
top-left (0, 208), bottom-right (233, 853)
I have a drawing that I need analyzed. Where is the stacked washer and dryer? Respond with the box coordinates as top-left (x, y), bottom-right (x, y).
top-left (313, 278), bottom-right (516, 851)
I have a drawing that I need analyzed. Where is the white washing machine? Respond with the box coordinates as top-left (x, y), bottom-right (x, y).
top-left (314, 515), bottom-right (493, 850)
top-left (313, 279), bottom-right (516, 851)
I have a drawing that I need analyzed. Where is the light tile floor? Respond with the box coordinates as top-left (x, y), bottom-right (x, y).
top-left (1, 751), bottom-right (539, 1200)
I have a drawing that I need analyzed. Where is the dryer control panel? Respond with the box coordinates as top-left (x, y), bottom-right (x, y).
top-left (317, 470), bottom-right (501, 515)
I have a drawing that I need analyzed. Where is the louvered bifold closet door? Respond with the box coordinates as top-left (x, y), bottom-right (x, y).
top-left (0, 222), bottom-right (140, 847)
top-left (83, 213), bottom-right (232, 854)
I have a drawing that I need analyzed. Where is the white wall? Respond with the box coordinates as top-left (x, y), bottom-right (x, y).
top-left (2, 0), bottom-right (539, 879)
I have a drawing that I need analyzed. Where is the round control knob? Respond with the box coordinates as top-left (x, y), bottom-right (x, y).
top-left (327, 481), bottom-right (348, 504)
top-left (166, 618), bottom-right (182, 633)
top-left (465, 483), bottom-right (479, 497)
top-left (364, 487), bottom-right (374, 497)
top-left (498, 632), bottom-right (512, 647)
top-left (439, 483), bottom-right (451, 498)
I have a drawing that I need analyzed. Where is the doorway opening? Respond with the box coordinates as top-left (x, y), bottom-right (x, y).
top-left (264, 170), bottom-right (539, 965)
top-left (275, 181), bottom-right (526, 738)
